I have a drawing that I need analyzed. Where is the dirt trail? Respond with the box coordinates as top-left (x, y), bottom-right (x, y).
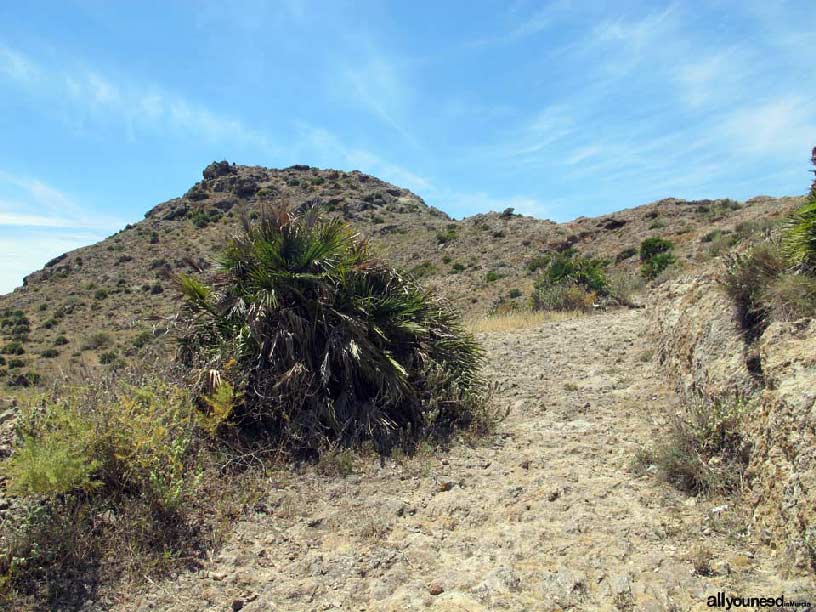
top-left (125, 310), bottom-right (812, 611)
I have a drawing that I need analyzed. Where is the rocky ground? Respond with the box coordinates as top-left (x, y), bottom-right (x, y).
top-left (112, 309), bottom-right (813, 611)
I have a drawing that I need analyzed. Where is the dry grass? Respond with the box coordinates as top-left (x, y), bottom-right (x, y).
top-left (467, 309), bottom-right (584, 333)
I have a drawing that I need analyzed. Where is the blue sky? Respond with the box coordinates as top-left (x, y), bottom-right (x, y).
top-left (1, 1), bottom-right (815, 293)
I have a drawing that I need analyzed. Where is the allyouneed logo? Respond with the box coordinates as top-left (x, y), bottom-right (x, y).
top-left (707, 592), bottom-right (813, 609)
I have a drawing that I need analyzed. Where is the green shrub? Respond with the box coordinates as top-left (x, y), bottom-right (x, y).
top-left (485, 271), bottom-right (500, 282)
top-left (8, 358), bottom-right (25, 369)
top-left (132, 330), bottom-right (154, 349)
top-left (0, 356), bottom-right (4, 366)
top-left (3, 381), bottom-right (201, 505)
top-left (700, 230), bottom-right (721, 243)
top-left (99, 350), bottom-right (118, 365)
top-left (40, 349), bottom-right (59, 358)
top-left (7, 372), bottom-right (40, 387)
top-left (706, 232), bottom-right (739, 258)
top-left (530, 249), bottom-right (610, 311)
top-left (1, 341), bottom-right (24, 355)
top-left (526, 255), bottom-right (549, 273)
top-left (534, 249), bottom-right (609, 294)
top-left (451, 262), bottom-right (466, 273)
top-left (640, 252), bottom-right (676, 279)
top-left (54, 335), bottom-right (69, 346)
top-left (640, 237), bottom-right (675, 279)
top-left (508, 288), bottom-right (522, 299)
top-left (640, 236), bottom-right (673, 261)
top-left (178, 205), bottom-right (486, 454)
top-left (94, 288), bottom-right (108, 301)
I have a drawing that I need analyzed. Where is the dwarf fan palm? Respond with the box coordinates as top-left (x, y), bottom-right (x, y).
top-left (178, 204), bottom-right (484, 454)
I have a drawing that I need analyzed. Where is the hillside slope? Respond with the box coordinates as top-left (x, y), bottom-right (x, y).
top-left (0, 161), bottom-right (804, 388)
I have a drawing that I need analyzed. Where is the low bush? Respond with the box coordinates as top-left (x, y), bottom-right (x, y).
top-left (531, 284), bottom-right (596, 312)
top-left (81, 332), bottom-right (113, 351)
top-left (650, 399), bottom-right (752, 495)
top-left (763, 271), bottom-right (816, 322)
top-left (530, 249), bottom-right (610, 311)
top-left (640, 237), bottom-right (675, 279)
top-left (1, 341), bottom-right (24, 355)
top-left (178, 204), bottom-right (487, 455)
top-left (705, 232), bottom-right (739, 258)
top-left (722, 242), bottom-right (786, 339)
top-left (0, 377), bottom-right (221, 606)
top-left (436, 228), bottom-right (457, 244)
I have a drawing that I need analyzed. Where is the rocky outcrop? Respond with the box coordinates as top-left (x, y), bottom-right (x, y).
top-left (750, 320), bottom-right (816, 571)
top-left (650, 271), bottom-right (756, 403)
top-left (651, 271), bottom-right (816, 573)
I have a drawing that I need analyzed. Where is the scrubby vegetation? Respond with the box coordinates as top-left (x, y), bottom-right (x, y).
top-left (0, 374), bottom-right (255, 606)
top-left (640, 399), bottom-right (752, 495)
top-left (530, 249), bottom-right (609, 312)
top-left (724, 150), bottom-right (816, 338)
top-left (178, 204), bottom-right (487, 455)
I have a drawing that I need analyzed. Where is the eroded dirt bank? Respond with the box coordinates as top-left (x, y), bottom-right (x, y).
top-left (122, 310), bottom-right (814, 611)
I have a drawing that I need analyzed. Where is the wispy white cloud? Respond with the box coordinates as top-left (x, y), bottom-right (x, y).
top-left (295, 123), bottom-right (433, 194)
top-left (592, 5), bottom-right (679, 75)
top-left (469, 0), bottom-right (573, 47)
top-left (0, 43), bottom-right (274, 150)
top-left (0, 171), bottom-right (124, 294)
top-left (720, 96), bottom-right (816, 157)
top-left (0, 170), bottom-right (124, 230)
top-left (0, 229), bottom-right (107, 294)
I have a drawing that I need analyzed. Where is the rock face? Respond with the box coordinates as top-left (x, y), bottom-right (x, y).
top-left (651, 270), bottom-right (816, 573)
top-left (752, 320), bottom-right (816, 570)
top-left (650, 271), bottom-right (756, 403)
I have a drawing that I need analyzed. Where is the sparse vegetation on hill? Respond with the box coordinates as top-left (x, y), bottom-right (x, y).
top-left (0, 161), bottom-right (803, 390)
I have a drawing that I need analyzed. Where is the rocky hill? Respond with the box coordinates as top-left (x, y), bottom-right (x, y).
top-left (0, 161), bottom-right (804, 389)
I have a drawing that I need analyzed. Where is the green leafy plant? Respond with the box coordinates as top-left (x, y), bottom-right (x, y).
top-left (640, 237), bottom-right (675, 279)
top-left (530, 249), bottom-right (610, 311)
top-left (178, 204), bottom-right (486, 455)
